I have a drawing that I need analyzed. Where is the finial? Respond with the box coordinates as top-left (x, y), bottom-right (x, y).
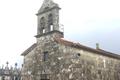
top-left (15, 63), bottom-right (17, 67)
top-left (96, 43), bottom-right (100, 49)
top-left (6, 61), bottom-right (9, 66)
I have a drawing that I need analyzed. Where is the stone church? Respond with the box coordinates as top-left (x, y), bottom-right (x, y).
top-left (21, 0), bottom-right (120, 80)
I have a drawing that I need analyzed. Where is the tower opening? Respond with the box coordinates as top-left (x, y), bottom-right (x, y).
top-left (40, 17), bottom-right (45, 34)
top-left (42, 27), bottom-right (45, 33)
top-left (50, 25), bottom-right (53, 31)
top-left (48, 14), bottom-right (53, 31)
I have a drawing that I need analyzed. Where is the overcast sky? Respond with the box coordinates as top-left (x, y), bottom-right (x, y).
top-left (0, 0), bottom-right (120, 67)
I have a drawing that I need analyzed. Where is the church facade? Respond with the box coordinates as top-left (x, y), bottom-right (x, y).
top-left (21, 0), bottom-right (120, 80)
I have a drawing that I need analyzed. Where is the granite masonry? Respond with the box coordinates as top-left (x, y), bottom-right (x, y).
top-left (21, 0), bottom-right (120, 80)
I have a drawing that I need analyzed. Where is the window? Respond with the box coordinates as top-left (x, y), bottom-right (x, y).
top-left (43, 51), bottom-right (48, 61)
top-left (77, 53), bottom-right (81, 57)
top-left (75, 53), bottom-right (81, 58)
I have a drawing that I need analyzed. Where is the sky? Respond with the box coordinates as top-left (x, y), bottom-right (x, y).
top-left (0, 0), bottom-right (120, 67)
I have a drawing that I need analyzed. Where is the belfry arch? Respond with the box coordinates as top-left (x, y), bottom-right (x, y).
top-left (48, 14), bottom-right (53, 31)
top-left (40, 17), bottom-right (45, 34)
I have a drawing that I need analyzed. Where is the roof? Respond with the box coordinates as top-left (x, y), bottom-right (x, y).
top-left (54, 38), bottom-right (120, 60)
top-left (21, 43), bottom-right (37, 56)
top-left (21, 38), bottom-right (120, 59)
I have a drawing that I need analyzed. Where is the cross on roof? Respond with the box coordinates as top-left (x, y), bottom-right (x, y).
top-left (6, 61), bottom-right (9, 66)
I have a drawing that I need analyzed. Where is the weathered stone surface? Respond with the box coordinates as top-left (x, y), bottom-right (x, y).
top-left (21, 0), bottom-right (120, 80)
top-left (22, 32), bottom-right (120, 80)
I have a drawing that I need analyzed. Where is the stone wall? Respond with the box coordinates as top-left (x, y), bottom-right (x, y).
top-left (57, 44), bottom-right (120, 80)
top-left (22, 32), bottom-right (120, 80)
top-left (22, 32), bottom-right (62, 80)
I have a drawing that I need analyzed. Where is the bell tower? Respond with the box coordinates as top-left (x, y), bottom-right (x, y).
top-left (36, 0), bottom-right (62, 35)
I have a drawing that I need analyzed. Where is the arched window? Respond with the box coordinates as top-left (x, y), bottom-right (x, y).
top-left (40, 17), bottom-right (45, 33)
top-left (48, 14), bottom-right (53, 31)
top-left (43, 51), bottom-right (48, 61)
